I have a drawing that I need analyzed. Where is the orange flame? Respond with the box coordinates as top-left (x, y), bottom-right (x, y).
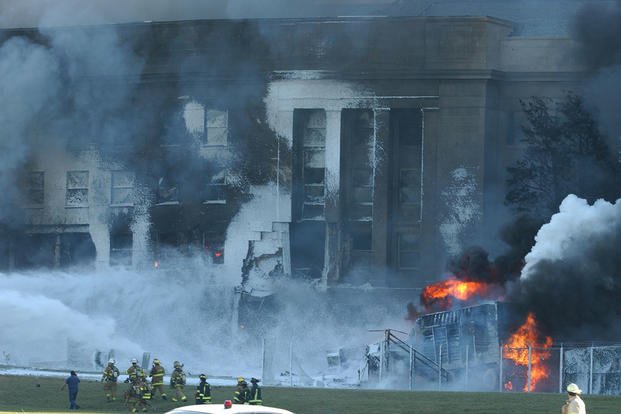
top-left (503, 313), bottom-right (553, 392)
top-left (504, 381), bottom-right (513, 391)
top-left (421, 278), bottom-right (494, 310)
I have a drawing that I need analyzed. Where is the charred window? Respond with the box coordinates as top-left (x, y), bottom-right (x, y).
top-left (156, 175), bottom-right (179, 204)
top-left (26, 171), bottom-right (44, 205)
top-left (204, 234), bottom-right (224, 264)
top-left (203, 171), bottom-right (226, 203)
top-left (342, 109), bottom-right (374, 222)
top-left (291, 109), bottom-right (327, 280)
top-left (110, 232), bottom-right (133, 266)
top-left (111, 171), bottom-right (134, 206)
top-left (66, 171), bottom-right (89, 207)
top-left (292, 109), bottom-right (326, 221)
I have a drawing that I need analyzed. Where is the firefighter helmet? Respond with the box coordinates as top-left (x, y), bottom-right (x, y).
top-left (153, 359), bottom-right (160, 365)
top-left (108, 358), bottom-right (115, 365)
top-left (131, 358), bottom-right (138, 364)
top-left (567, 383), bottom-right (582, 394)
top-left (250, 377), bottom-right (260, 383)
top-left (199, 374), bottom-right (207, 381)
top-left (174, 361), bottom-right (182, 368)
top-left (237, 377), bottom-right (245, 384)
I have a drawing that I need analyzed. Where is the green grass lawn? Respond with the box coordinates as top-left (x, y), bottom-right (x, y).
top-left (0, 375), bottom-right (620, 413)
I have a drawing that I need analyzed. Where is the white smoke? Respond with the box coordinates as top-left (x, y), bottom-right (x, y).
top-left (521, 194), bottom-right (620, 280)
top-left (0, 264), bottom-right (408, 380)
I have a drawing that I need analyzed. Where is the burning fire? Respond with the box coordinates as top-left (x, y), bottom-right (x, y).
top-left (503, 313), bottom-right (553, 392)
top-left (420, 278), bottom-right (498, 310)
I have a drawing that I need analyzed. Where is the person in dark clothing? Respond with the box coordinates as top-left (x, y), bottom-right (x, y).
top-left (194, 374), bottom-right (212, 404)
top-left (249, 377), bottom-right (262, 405)
top-left (233, 377), bottom-right (250, 404)
top-left (60, 370), bottom-right (80, 409)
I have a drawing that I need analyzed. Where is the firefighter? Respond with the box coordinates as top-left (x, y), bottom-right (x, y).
top-left (248, 377), bottom-right (262, 405)
top-left (194, 374), bottom-right (212, 404)
top-left (562, 383), bottom-right (586, 414)
top-left (102, 358), bottom-right (120, 402)
top-left (126, 358), bottom-right (144, 382)
top-left (169, 361), bottom-right (187, 402)
top-left (233, 377), bottom-right (250, 404)
top-left (125, 373), bottom-right (150, 413)
top-left (149, 358), bottom-right (167, 400)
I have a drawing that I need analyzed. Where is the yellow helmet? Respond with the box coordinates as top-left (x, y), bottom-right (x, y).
top-left (237, 377), bottom-right (245, 384)
top-left (174, 361), bottom-right (182, 368)
top-left (153, 359), bottom-right (160, 365)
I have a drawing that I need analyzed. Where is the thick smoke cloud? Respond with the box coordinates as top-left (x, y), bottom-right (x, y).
top-left (0, 37), bottom-right (61, 223)
top-left (508, 195), bottom-right (621, 342)
top-left (573, 0), bottom-right (621, 152)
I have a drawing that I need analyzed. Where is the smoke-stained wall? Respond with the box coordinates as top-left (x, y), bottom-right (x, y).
top-left (0, 15), bottom-right (587, 287)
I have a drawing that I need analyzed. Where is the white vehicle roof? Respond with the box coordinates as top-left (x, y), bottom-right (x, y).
top-left (165, 403), bottom-right (295, 414)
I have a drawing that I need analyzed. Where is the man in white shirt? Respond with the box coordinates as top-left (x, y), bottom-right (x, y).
top-left (562, 383), bottom-right (586, 414)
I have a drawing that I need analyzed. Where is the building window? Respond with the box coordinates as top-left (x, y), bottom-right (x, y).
top-left (66, 171), bottom-right (89, 207)
top-left (26, 172), bottom-right (44, 205)
top-left (205, 109), bottom-right (228, 146)
top-left (182, 101), bottom-right (228, 147)
top-left (203, 171), bottom-right (227, 204)
top-left (156, 174), bottom-right (179, 204)
top-left (111, 171), bottom-right (134, 206)
top-left (110, 232), bottom-right (132, 266)
top-left (293, 109), bottom-right (326, 221)
top-left (183, 101), bottom-right (206, 137)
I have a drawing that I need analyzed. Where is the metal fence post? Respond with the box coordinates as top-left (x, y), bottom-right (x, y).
top-left (465, 344), bottom-right (469, 392)
top-left (589, 345), bottom-right (594, 394)
top-left (527, 346), bottom-right (532, 393)
top-left (379, 339), bottom-right (384, 383)
top-left (559, 344), bottom-right (564, 394)
top-left (289, 341), bottom-right (293, 387)
top-left (438, 343), bottom-right (443, 391)
top-left (409, 346), bottom-right (413, 391)
top-left (261, 338), bottom-right (266, 384)
top-left (499, 344), bottom-right (503, 393)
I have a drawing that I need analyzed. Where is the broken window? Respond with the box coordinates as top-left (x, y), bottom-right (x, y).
top-left (111, 171), bottom-right (134, 206)
top-left (293, 109), bottom-right (326, 221)
top-left (156, 175), bottom-right (179, 204)
top-left (26, 171), bottom-right (44, 205)
top-left (110, 232), bottom-right (132, 266)
top-left (66, 171), bottom-right (89, 207)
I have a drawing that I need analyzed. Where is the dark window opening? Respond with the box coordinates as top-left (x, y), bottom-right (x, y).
top-left (397, 109), bottom-right (422, 147)
top-left (291, 221), bottom-right (325, 279)
top-left (60, 233), bottom-right (96, 268)
top-left (156, 176), bottom-right (179, 204)
top-left (110, 232), bottom-right (133, 266)
top-left (26, 172), bottom-right (44, 205)
top-left (352, 223), bottom-right (373, 251)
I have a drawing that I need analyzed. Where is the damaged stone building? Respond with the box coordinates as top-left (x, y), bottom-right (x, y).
top-left (0, 11), bottom-right (585, 288)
